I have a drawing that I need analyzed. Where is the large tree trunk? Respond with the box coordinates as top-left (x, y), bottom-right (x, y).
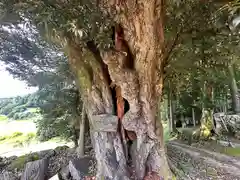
top-left (65, 1), bottom-right (173, 179)
top-left (67, 42), bottom-right (130, 179)
top-left (100, 1), bottom-right (172, 179)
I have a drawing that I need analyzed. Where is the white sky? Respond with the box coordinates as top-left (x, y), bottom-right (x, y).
top-left (0, 65), bottom-right (37, 98)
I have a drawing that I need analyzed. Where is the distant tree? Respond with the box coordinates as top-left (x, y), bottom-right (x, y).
top-left (0, 22), bottom-right (83, 142)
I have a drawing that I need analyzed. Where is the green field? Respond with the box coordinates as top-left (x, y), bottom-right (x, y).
top-left (0, 115), bottom-right (7, 121)
top-left (0, 119), bottom-right (36, 136)
top-left (0, 117), bottom-right (73, 157)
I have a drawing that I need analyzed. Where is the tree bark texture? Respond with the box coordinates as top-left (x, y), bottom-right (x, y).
top-left (168, 82), bottom-right (175, 132)
top-left (67, 42), bottom-right (130, 179)
top-left (228, 64), bottom-right (240, 114)
top-left (100, 0), bottom-right (172, 179)
top-left (77, 103), bottom-right (86, 157)
top-left (65, 1), bottom-right (173, 179)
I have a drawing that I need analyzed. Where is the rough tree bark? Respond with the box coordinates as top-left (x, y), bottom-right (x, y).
top-left (67, 41), bottom-right (130, 179)
top-left (99, 1), bottom-right (172, 179)
top-left (77, 103), bottom-right (86, 156)
top-left (66, 0), bottom-right (173, 179)
top-left (228, 64), bottom-right (240, 113)
top-left (168, 81), bottom-right (175, 132)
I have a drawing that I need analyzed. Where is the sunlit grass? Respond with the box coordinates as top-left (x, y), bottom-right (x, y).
top-left (163, 121), bottom-right (178, 142)
top-left (0, 119), bottom-right (36, 136)
top-left (0, 132), bottom-right (36, 147)
top-left (26, 108), bottom-right (39, 113)
top-left (221, 147), bottom-right (240, 157)
top-left (163, 124), bottom-right (171, 142)
top-left (0, 115), bottom-right (7, 121)
top-left (47, 137), bottom-right (66, 143)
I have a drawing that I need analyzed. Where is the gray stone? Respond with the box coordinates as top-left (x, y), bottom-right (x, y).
top-left (21, 158), bottom-right (49, 180)
top-left (0, 170), bottom-right (18, 180)
top-left (213, 112), bottom-right (240, 136)
top-left (68, 157), bottom-right (94, 180)
top-left (0, 162), bottom-right (5, 169)
top-left (54, 146), bottom-right (69, 154)
top-left (235, 131), bottom-right (240, 140)
top-left (58, 166), bottom-right (70, 180)
top-left (38, 149), bottom-right (55, 159)
top-left (47, 146), bottom-right (78, 178)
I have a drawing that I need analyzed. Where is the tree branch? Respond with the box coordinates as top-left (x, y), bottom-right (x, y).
top-left (162, 30), bottom-right (181, 67)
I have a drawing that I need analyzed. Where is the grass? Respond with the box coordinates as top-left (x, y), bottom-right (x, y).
top-left (10, 132), bottom-right (23, 138)
top-left (0, 115), bottom-right (7, 121)
top-left (0, 136), bottom-right (7, 141)
top-left (0, 132), bottom-right (36, 147)
top-left (221, 147), bottom-right (240, 157)
top-left (0, 119), bottom-right (36, 136)
top-left (163, 121), bottom-right (178, 142)
top-left (48, 137), bottom-right (66, 143)
top-left (163, 124), bottom-right (171, 142)
top-left (26, 108), bottom-right (39, 113)
top-left (15, 119), bottom-right (34, 122)
top-left (0, 119), bottom-right (72, 157)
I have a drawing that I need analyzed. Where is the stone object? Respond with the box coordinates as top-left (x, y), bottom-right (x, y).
top-left (38, 149), bottom-right (55, 159)
top-left (58, 165), bottom-right (70, 180)
top-left (0, 170), bottom-right (18, 180)
top-left (213, 112), bottom-right (240, 137)
top-left (68, 157), bottom-right (94, 180)
top-left (21, 158), bottom-right (49, 180)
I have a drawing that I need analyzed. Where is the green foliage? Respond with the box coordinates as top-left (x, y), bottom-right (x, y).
top-left (0, 21), bottom-right (80, 142)
top-left (0, 94), bottom-right (40, 120)
top-left (10, 132), bottom-right (23, 138)
top-left (1, 0), bottom-right (240, 146)
top-left (1, 0), bottom-right (114, 49)
top-left (0, 14), bottom-right (80, 141)
top-left (36, 114), bottom-right (77, 142)
top-left (9, 153), bottom-right (39, 170)
top-left (164, 0), bottom-right (240, 122)
top-left (0, 136), bottom-right (6, 141)
top-left (0, 22), bottom-right (63, 85)
top-left (34, 64), bottom-right (81, 141)
top-left (9, 155), bottom-right (29, 170)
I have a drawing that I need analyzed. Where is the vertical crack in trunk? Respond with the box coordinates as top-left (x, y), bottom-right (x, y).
top-left (114, 24), bottom-right (135, 70)
top-left (101, 23), bottom-right (161, 179)
top-left (67, 40), bottom-right (130, 179)
top-left (87, 41), bottom-right (112, 85)
top-left (99, 0), bottom-right (174, 176)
